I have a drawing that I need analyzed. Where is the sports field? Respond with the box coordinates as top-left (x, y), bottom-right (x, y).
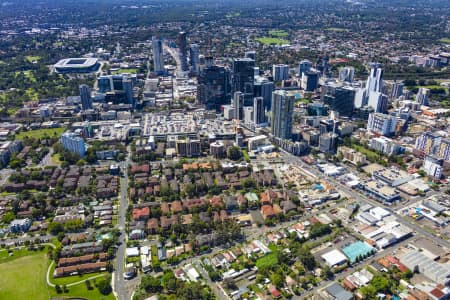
top-left (0, 252), bottom-right (50, 300)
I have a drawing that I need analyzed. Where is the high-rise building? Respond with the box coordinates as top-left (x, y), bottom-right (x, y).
top-left (271, 90), bottom-right (294, 139)
top-left (299, 60), bottom-right (312, 77)
top-left (272, 64), bottom-right (289, 82)
top-left (367, 113), bottom-right (398, 136)
top-left (79, 84), bottom-right (93, 110)
top-left (98, 76), bottom-right (113, 93)
top-left (391, 82), bottom-right (404, 99)
top-left (416, 88), bottom-right (430, 106)
top-left (423, 155), bottom-right (443, 179)
top-left (415, 132), bottom-right (442, 156)
top-left (338, 67), bottom-right (355, 82)
top-left (152, 37), bottom-right (164, 74)
top-left (253, 97), bottom-right (265, 125)
top-left (368, 91), bottom-right (388, 113)
top-left (177, 31), bottom-right (189, 72)
top-left (322, 84), bottom-right (355, 117)
top-left (254, 78), bottom-right (274, 110)
top-left (232, 58), bottom-right (255, 106)
top-left (233, 91), bottom-right (244, 120)
top-left (244, 107), bottom-right (254, 124)
top-left (175, 138), bottom-right (201, 157)
top-left (319, 132), bottom-right (338, 153)
top-left (189, 44), bottom-right (200, 75)
top-left (61, 132), bottom-right (85, 157)
top-left (366, 63), bottom-right (383, 93)
top-left (196, 64), bottom-right (231, 111)
top-left (438, 139), bottom-right (450, 162)
top-left (301, 70), bottom-right (320, 91)
top-left (123, 78), bottom-right (134, 109)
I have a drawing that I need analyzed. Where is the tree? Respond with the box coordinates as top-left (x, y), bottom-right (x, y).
top-left (140, 275), bottom-right (162, 293)
top-left (96, 276), bottom-right (112, 295)
top-left (227, 146), bottom-right (242, 161)
top-left (297, 246), bottom-right (316, 270)
top-left (270, 273), bottom-right (283, 288)
top-left (85, 279), bottom-right (93, 290)
top-left (48, 222), bottom-right (64, 235)
top-left (1, 212), bottom-right (15, 224)
top-left (55, 284), bottom-right (62, 294)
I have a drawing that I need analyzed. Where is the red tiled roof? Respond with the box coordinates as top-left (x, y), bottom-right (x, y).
top-left (132, 207), bottom-right (150, 220)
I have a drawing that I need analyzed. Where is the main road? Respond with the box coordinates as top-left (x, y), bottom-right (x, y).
top-left (114, 146), bottom-right (132, 300)
top-left (279, 150), bottom-right (450, 249)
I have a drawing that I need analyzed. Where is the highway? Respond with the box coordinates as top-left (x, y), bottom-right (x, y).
top-left (279, 150), bottom-right (450, 249)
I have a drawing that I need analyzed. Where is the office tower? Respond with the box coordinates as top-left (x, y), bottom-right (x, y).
top-left (253, 67), bottom-right (260, 77)
top-left (319, 56), bottom-right (330, 77)
top-left (339, 67), bottom-right (355, 82)
top-left (368, 91), bottom-right (388, 113)
top-left (299, 60), bottom-right (312, 77)
top-left (233, 92), bottom-right (244, 120)
top-left (61, 132), bottom-right (85, 157)
top-left (272, 64), bottom-right (289, 82)
top-left (254, 78), bottom-right (274, 110)
top-left (271, 90), bottom-right (294, 139)
top-left (152, 37), bottom-right (164, 74)
top-left (177, 31), bottom-right (189, 72)
top-left (98, 76), bottom-right (113, 93)
top-left (307, 103), bottom-right (329, 116)
top-left (196, 64), bottom-right (231, 111)
top-left (245, 51), bottom-right (256, 60)
top-left (354, 88), bottom-right (368, 109)
top-left (244, 107), bottom-right (254, 124)
top-left (416, 88), bottom-right (430, 106)
top-left (367, 113), bottom-right (398, 136)
top-left (232, 58), bottom-right (255, 106)
top-left (79, 84), bottom-right (93, 110)
top-left (189, 44), bottom-right (200, 74)
top-left (123, 78), bottom-right (134, 109)
top-left (301, 70), bottom-right (319, 91)
top-left (391, 82), bottom-right (404, 99)
top-left (253, 97), bottom-right (265, 125)
top-left (322, 85), bottom-right (356, 117)
top-left (319, 132), bottom-right (338, 153)
top-left (366, 63), bottom-right (383, 93)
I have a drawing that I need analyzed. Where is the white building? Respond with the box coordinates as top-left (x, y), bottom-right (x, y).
top-left (322, 249), bottom-right (348, 267)
top-left (367, 113), bottom-right (397, 136)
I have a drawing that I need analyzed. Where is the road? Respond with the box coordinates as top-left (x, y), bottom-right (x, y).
top-left (280, 150), bottom-right (450, 249)
top-left (113, 146), bottom-right (132, 300)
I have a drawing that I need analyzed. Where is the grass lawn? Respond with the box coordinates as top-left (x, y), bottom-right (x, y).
top-left (256, 252), bottom-right (278, 269)
top-left (112, 68), bottom-right (138, 74)
top-left (51, 153), bottom-right (62, 165)
top-left (350, 144), bottom-right (380, 161)
top-left (50, 280), bottom-right (116, 300)
top-left (439, 38), bottom-right (450, 44)
top-left (269, 30), bottom-right (288, 37)
top-left (25, 55), bottom-right (41, 63)
top-left (0, 252), bottom-right (50, 300)
top-left (15, 127), bottom-right (66, 140)
top-left (255, 37), bottom-right (289, 45)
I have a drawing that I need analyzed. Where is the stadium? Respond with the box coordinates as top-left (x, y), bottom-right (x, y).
top-left (55, 58), bottom-right (100, 73)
